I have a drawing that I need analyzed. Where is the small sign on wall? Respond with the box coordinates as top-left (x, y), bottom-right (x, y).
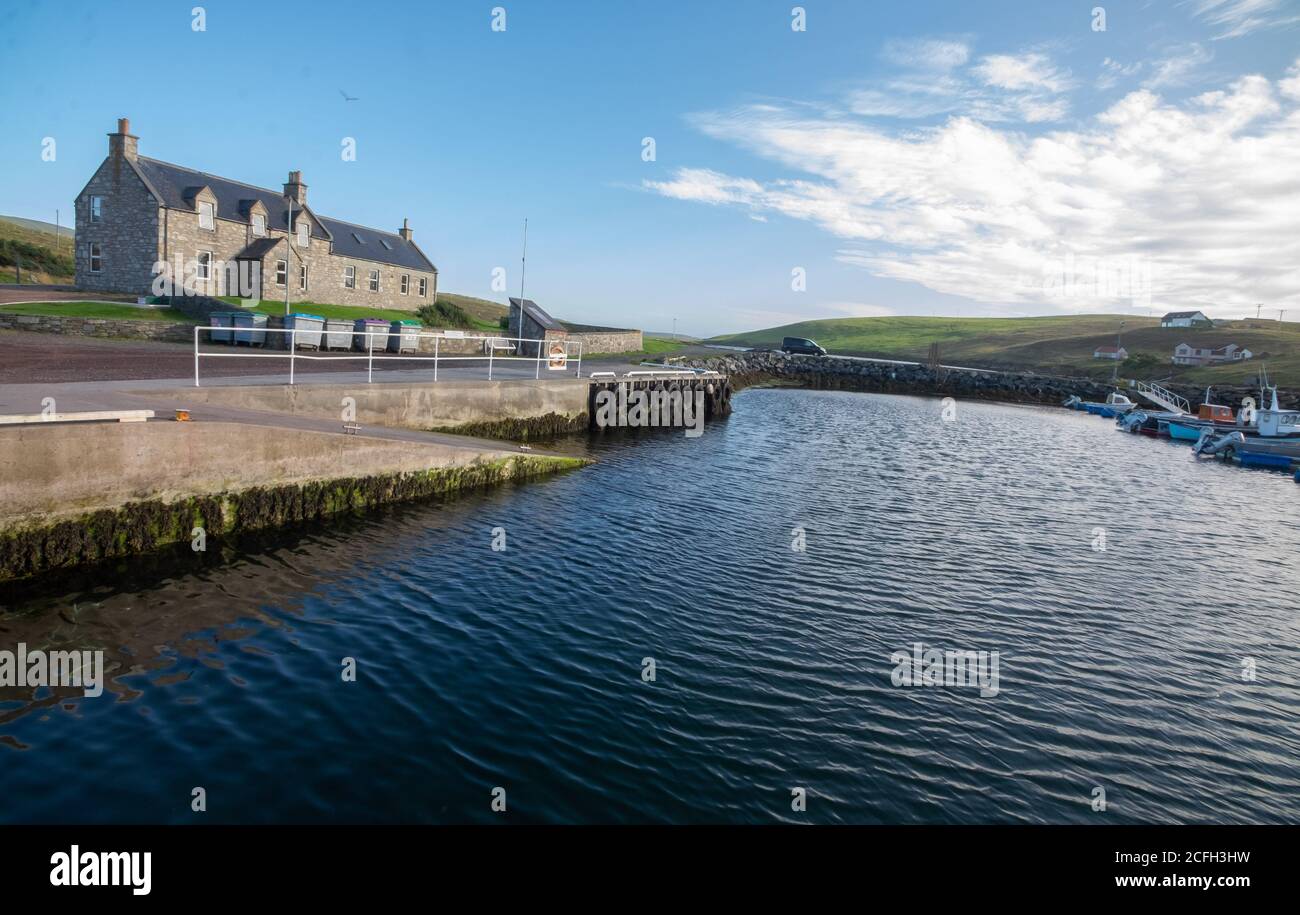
top-left (547, 340), bottom-right (568, 370)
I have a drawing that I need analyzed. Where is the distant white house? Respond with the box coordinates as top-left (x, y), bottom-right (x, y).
top-left (1093, 345), bottom-right (1128, 360)
top-left (1161, 310), bottom-right (1212, 328)
top-left (1171, 342), bottom-right (1253, 366)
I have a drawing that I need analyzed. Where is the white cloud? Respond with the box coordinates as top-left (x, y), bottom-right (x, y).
top-left (1144, 44), bottom-right (1214, 88)
top-left (1281, 57), bottom-right (1300, 99)
top-left (851, 42), bottom-right (1073, 123)
top-left (1097, 58), bottom-right (1143, 90)
top-left (1183, 0), bottom-right (1300, 39)
top-left (646, 70), bottom-right (1300, 317)
top-left (881, 38), bottom-right (971, 71)
top-left (974, 53), bottom-right (1073, 93)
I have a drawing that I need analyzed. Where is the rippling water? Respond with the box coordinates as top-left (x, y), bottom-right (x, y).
top-left (3, 388), bottom-right (1299, 824)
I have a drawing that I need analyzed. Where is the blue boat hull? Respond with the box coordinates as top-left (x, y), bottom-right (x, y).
top-left (1168, 422), bottom-right (1203, 441)
top-left (1238, 452), bottom-right (1295, 469)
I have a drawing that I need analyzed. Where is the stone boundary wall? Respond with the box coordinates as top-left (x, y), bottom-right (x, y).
top-left (569, 330), bottom-right (643, 354)
top-left (676, 351), bottom-right (1296, 411)
top-left (0, 311), bottom-right (195, 343)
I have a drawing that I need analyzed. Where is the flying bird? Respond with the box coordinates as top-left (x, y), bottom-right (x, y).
top-left (339, 89), bottom-right (359, 102)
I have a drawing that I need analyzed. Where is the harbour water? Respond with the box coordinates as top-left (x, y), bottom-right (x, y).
top-left (3, 388), bottom-right (1299, 824)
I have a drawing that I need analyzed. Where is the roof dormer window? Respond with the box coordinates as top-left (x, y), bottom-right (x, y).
top-left (297, 220), bottom-right (309, 248)
top-left (199, 201), bottom-right (215, 230)
top-left (252, 213), bottom-right (266, 237)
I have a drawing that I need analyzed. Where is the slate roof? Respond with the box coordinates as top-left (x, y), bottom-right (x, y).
top-left (132, 156), bottom-right (435, 273)
top-left (510, 297), bottom-right (565, 332)
top-left (1162, 311), bottom-right (1208, 319)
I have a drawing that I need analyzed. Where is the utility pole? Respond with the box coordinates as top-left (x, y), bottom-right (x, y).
top-left (1256, 303), bottom-right (1262, 320)
top-left (519, 217), bottom-right (528, 304)
top-left (1113, 320), bottom-right (1125, 383)
top-left (285, 197), bottom-right (294, 317)
top-left (672, 317), bottom-right (677, 341)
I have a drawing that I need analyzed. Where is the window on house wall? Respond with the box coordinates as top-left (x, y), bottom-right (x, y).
top-left (199, 201), bottom-right (215, 230)
top-left (197, 251), bottom-right (212, 280)
top-left (90, 196), bottom-right (103, 223)
top-left (400, 274), bottom-right (409, 295)
top-left (252, 213), bottom-right (266, 236)
top-left (368, 269), bottom-right (380, 292)
top-left (299, 264), bottom-right (309, 291)
top-left (89, 243), bottom-right (102, 272)
top-left (418, 277), bottom-right (428, 297)
top-left (297, 221), bottom-right (309, 247)
top-left (275, 260), bottom-right (287, 286)
top-left (344, 266), bottom-right (356, 289)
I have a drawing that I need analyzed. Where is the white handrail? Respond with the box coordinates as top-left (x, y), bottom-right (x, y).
top-left (192, 324), bottom-right (583, 386)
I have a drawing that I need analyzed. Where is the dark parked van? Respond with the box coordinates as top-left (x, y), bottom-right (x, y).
top-left (780, 336), bottom-right (827, 356)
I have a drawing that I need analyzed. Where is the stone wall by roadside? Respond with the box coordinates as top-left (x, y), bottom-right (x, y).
top-left (0, 311), bottom-right (195, 343)
top-left (569, 330), bottom-right (643, 355)
top-left (676, 351), bottom-right (1298, 411)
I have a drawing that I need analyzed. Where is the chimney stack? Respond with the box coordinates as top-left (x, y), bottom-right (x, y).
top-left (399, 217), bottom-right (413, 242)
top-left (108, 117), bottom-right (138, 161)
top-left (283, 170), bottom-right (308, 206)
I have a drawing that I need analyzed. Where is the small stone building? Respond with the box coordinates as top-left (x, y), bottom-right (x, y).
top-left (507, 297), bottom-right (643, 356)
top-left (74, 119), bottom-right (437, 310)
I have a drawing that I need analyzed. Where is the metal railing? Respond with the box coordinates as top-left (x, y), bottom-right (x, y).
top-left (193, 325), bottom-right (583, 387)
top-left (1134, 379), bottom-right (1191, 414)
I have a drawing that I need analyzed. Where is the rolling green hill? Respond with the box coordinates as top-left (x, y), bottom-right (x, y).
top-left (709, 314), bottom-right (1300, 386)
top-left (0, 216), bottom-right (75, 283)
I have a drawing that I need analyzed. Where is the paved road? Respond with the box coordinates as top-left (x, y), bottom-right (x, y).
top-left (0, 329), bottom-right (655, 387)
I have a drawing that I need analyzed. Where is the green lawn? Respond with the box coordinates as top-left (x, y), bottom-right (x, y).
top-left (709, 314), bottom-right (1300, 386)
top-left (0, 301), bottom-right (195, 322)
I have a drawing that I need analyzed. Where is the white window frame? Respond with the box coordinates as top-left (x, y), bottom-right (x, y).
top-left (199, 201), bottom-right (215, 231)
top-left (368, 269), bottom-right (380, 292)
top-left (88, 242), bottom-right (102, 273)
top-left (344, 265), bottom-right (356, 289)
top-left (400, 274), bottom-right (409, 295)
top-left (90, 196), bottom-right (103, 223)
top-left (196, 250), bottom-right (212, 281)
top-left (418, 277), bottom-right (428, 297)
top-left (299, 264), bottom-right (309, 291)
top-left (297, 221), bottom-right (309, 248)
top-left (275, 259), bottom-right (287, 287)
top-left (251, 213), bottom-right (266, 237)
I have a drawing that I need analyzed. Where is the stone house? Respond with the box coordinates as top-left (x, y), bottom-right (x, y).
top-left (74, 119), bottom-right (437, 310)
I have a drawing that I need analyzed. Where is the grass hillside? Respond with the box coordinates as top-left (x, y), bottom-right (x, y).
top-left (436, 292), bottom-right (507, 326)
top-left (0, 216), bottom-right (75, 284)
top-left (709, 314), bottom-right (1300, 386)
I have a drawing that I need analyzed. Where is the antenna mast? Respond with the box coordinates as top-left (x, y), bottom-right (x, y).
top-left (519, 218), bottom-right (528, 305)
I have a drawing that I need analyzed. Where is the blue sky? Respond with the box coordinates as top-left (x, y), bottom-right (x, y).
top-left (2, 0), bottom-right (1298, 335)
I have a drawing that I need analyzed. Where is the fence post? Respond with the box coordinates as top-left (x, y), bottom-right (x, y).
top-left (575, 343), bottom-right (582, 378)
top-left (489, 344), bottom-right (494, 381)
top-left (536, 339), bottom-right (542, 379)
top-left (434, 335), bottom-right (439, 382)
top-left (368, 332), bottom-right (374, 383)
top-left (194, 325), bottom-right (200, 387)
